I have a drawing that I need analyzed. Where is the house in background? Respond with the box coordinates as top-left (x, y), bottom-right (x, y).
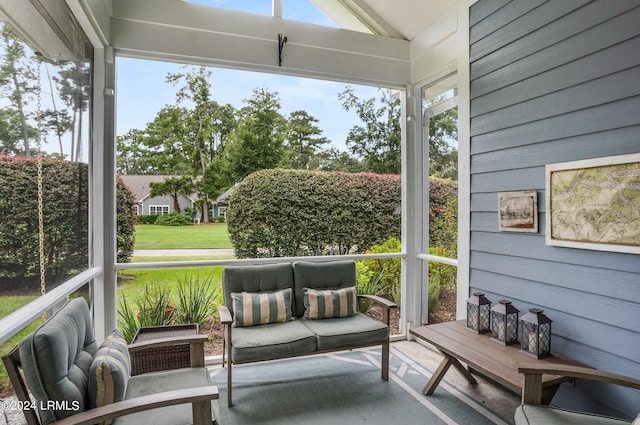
top-left (212, 184), bottom-right (236, 219)
top-left (119, 175), bottom-right (196, 215)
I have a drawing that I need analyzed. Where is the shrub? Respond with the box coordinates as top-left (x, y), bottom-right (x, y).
top-left (155, 212), bottom-right (193, 226)
top-left (116, 176), bottom-right (136, 263)
top-left (118, 283), bottom-right (174, 343)
top-left (356, 237), bottom-right (401, 305)
top-left (0, 156), bottom-right (88, 285)
top-left (429, 177), bottom-right (458, 253)
top-left (137, 214), bottom-right (158, 224)
top-left (173, 274), bottom-right (219, 325)
top-left (227, 169), bottom-right (401, 258)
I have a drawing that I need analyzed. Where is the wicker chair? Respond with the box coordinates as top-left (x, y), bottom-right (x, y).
top-left (2, 298), bottom-right (218, 425)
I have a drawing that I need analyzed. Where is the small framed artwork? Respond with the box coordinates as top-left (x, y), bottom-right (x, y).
top-left (498, 190), bottom-right (538, 233)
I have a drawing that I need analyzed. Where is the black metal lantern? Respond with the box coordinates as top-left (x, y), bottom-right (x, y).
top-left (466, 292), bottom-right (491, 333)
top-left (491, 300), bottom-right (519, 345)
top-left (520, 308), bottom-right (552, 359)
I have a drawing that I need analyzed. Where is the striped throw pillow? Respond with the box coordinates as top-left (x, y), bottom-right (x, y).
top-left (303, 286), bottom-right (358, 320)
top-left (89, 329), bottom-right (131, 423)
top-left (231, 288), bottom-right (293, 327)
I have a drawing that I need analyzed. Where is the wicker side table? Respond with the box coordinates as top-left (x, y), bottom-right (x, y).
top-left (130, 324), bottom-right (199, 376)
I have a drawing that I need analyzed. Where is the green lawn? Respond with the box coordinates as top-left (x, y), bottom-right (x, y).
top-left (134, 223), bottom-right (233, 250)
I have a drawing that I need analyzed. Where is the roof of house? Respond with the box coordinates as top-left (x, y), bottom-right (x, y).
top-left (118, 175), bottom-right (197, 202)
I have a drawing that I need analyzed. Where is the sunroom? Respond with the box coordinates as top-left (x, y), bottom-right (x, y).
top-left (0, 0), bottom-right (638, 424)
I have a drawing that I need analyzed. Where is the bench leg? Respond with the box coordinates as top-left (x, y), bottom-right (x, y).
top-left (192, 400), bottom-right (213, 425)
top-left (382, 341), bottom-right (389, 381)
top-left (422, 353), bottom-right (477, 395)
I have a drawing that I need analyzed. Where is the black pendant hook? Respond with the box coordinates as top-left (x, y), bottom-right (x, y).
top-left (278, 33), bottom-right (287, 66)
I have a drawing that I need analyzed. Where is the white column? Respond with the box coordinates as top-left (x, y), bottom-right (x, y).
top-left (91, 46), bottom-right (117, 342)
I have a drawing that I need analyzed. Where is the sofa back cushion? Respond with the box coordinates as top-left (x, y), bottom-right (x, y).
top-left (223, 263), bottom-right (295, 317)
top-left (292, 261), bottom-right (357, 318)
top-left (19, 298), bottom-right (98, 425)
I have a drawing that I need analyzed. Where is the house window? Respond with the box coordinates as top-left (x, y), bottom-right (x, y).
top-left (150, 205), bottom-right (170, 215)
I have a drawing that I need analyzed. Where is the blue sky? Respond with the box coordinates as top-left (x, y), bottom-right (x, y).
top-left (115, 0), bottom-right (384, 152)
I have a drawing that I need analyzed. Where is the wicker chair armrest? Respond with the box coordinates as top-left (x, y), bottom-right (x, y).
top-left (51, 386), bottom-right (218, 425)
top-left (217, 305), bottom-right (233, 325)
top-left (128, 334), bottom-right (208, 368)
top-left (127, 334), bottom-right (208, 352)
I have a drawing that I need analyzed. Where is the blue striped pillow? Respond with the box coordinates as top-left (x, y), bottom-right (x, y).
top-left (89, 329), bottom-right (131, 417)
top-left (231, 288), bottom-right (293, 327)
top-left (303, 286), bottom-right (358, 320)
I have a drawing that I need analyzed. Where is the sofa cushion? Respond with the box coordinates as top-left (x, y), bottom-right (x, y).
top-left (514, 405), bottom-right (631, 425)
top-left (292, 261), bottom-right (357, 318)
top-left (223, 263), bottom-right (295, 315)
top-left (113, 367), bottom-right (216, 425)
top-left (18, 298), bottom-right (98, 425)
top-left (231, 288), bottom-right (293, 327)
top-left (89, 329), bottom-right (131, 413)
top-left (300, 313), bottom-right (388, 351)
top-left (303, 286), bottom-right (357, 319)
top-left (231, 320), bottom-right (317, 363)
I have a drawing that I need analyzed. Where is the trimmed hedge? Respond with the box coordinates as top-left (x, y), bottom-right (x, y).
top-left (227, 169), bottom-right (401, 258)
top-left (0, 157), bottom-right (137, 288)
top-left (117, 175), bottom-right (136, 263)
top-left (0, 156), bottom-right (88, 286)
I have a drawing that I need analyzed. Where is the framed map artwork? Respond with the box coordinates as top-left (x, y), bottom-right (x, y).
top-left (545, 153), bottom-right (640, 254)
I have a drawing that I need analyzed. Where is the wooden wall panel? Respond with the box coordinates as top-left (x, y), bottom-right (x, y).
top-left (469, 0), bottom-right (640, 418)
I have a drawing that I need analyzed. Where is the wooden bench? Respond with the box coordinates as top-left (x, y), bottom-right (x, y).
top-left (410, 320), bottom-right (585, 404)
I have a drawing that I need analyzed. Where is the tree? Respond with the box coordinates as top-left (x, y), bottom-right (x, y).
top-left (164, 66), bottom-right (234, 221)
top-left (285, 110), bottom-right (329, 169)
top-left (149, 176), bottom-right (195, 213)
top-left (425, 98), bottom-right (458, 179)
top-left (314, 147), bottom-right (364, 172)
top-left (338, 86), bottom-right (401, 174)
top-left (0, 108), bottom-right (30, 154)
top-left (53, 60), bottom-right (90, 162)
top-left (224, 88), bottom-right (286, 181)
top-left (0, 26), bottom-right (38, 156)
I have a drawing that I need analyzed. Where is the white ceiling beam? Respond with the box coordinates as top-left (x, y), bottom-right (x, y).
top-left (110, 0), bottom-right (410, 87)
top-left (311, 0), bottom-right (404, 39)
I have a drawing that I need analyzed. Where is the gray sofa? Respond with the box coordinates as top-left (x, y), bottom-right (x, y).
top-left (217, 260), bottom-right (397, 407)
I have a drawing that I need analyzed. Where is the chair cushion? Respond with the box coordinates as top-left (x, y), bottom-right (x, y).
top-left (300, 313), bottom-right (388, 351)
top-left (18, 298), bottom-right (98, 425)
top-left (231, 288), bottom-right (292, 327)
top-left (231, 320), bottom-right (316, 363)
top-left (303, 286), bottom-right (358, 319)
top-left (113, 367), bottom-right (216, 425)
top-left (292, 261), bottom-right (357, 318)
top-left (89, 329), bottom-right (131, 413)
top-left (515, 405), bottom-right (631, 425)
top-left (223, 263), bottom-right (295, 315)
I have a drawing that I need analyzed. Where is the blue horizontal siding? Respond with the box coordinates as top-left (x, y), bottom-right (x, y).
top-left (469, 0), bottom-right (640, 418)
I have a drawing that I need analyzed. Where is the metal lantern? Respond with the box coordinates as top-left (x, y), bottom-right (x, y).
top-left (466, 292), bottom-right (491, 333)
top-left (520, 308), bottom-right (552, 359)
top-left (490, 300), bottom-right (519, 345)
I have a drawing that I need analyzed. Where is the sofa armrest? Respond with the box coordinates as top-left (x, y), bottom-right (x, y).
top-left (358, 294), bottom-right (397, 327)
top-left (51, 386), bottom-right (219, 425)
top-left (217, 305), bottom-right (233, 325)
top-left (128, 334), bottom-right (209, 368)
top-left (519, 363), bottom-right (640, 405)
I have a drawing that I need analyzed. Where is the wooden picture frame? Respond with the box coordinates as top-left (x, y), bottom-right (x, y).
top-left (545, 153), bottom-right (640, 254)
top-left (498, 190), bottom-right (538, 233)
